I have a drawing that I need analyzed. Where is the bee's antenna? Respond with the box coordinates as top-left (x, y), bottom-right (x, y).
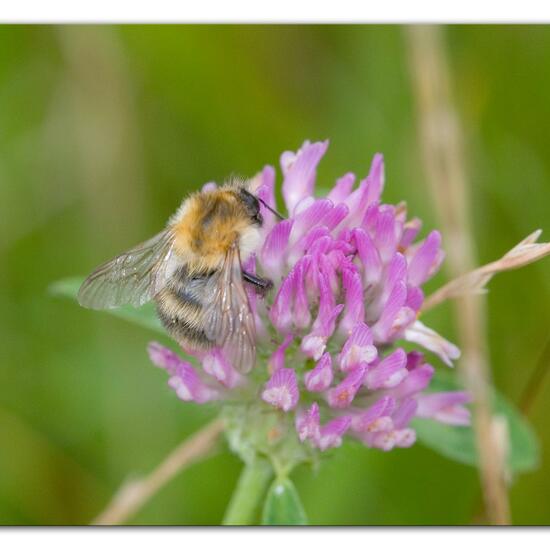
top-left (257, 197), bottom-right (285, 220)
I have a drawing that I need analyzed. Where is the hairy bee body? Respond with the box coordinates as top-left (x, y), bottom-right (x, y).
top-left (78, 178), bottom-right (275, 373)
top-left (171, 185), bottom-right (263, 272)
top-left (155, 265), bottom-right (214, 351)
top-left (154, 184), bottom-right (263, 352)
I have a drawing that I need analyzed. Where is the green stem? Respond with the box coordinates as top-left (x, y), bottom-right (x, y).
top-left (222, 458), bottom-right (274, 525)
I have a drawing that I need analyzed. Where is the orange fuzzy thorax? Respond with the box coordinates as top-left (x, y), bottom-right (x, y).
top-left (171, 188), bottom-right (255, 273)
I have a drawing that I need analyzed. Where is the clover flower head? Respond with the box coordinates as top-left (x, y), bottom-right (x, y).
top-left (150, 140), bottom-right (470, 464)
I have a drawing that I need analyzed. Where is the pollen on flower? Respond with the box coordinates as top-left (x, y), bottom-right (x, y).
top-left (336, 390), bottom-right (350, 405)
top-left (149, 140), bottom-right (469, 457)
top-left (367, 417), bottom-right (393, 433)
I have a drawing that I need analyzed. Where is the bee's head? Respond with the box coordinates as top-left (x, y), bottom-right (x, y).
top-left (222, 177), bottom-right (285, 228)
top-left (237, 187), bottom-right (263, 227)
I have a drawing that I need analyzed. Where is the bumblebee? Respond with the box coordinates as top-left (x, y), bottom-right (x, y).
top-left (78, 179), bottom-right (282, 373)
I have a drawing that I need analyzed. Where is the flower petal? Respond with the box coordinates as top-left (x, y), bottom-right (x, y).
top-left (339, 266), bottom-right (365, 336)
top-left (404, 320), bottom-right (461, 367)
top-left (148, 343), bottom-right (220, 403)
top-left (373, 281), bottom-right (407, 341)
top-left (315, 416), bottom-right (352, 451)
top-left (268, 333), bottom-right (295, 373)
top-left (416, 391), bottom-right (471, 425)
top-left (300, 303), bottom-right (344, 360)
top-left (296, 402), bottom-right (321, 442)
top-left (282, 140), bottom-right (329, 214)
top-left (148, 342), bottom-right (185, 375)
top-left (365, 153), bottom-right (385, 205)
top-left (338, 322), bottom-right (377, 372)
top-left (351, 395), bottom-right (396, 433)
top-left (292, 256), bottom-right (313, 329)
top-left (365, 348), bottom-right (408, 389)
top-left (400, 218), bottom-right (422, 250)
top-left (261, 219), bottom-right (294, 280)
top-left (374, 207), bottom-right (398, 264)
top-left (202, 348), bottom-right (242, 389)
top-left (304, 352), bottom-right (333, 392)
top-left (289, 199), bottom-right (334, 247)
top-left (327, 173), bottom-right (355, 203)
top-left (354, 227), bottom-right (383, 288)
top-left (392, 397), bottom-right (418, 429)
top-left (327, 365), bottom-right (367, 409)
top-left (392, 364), bottom-right (435, 399)
top-left (262, 368), bottom-right (299, 412)
top-left (256, 165), bottom-right (278, 234)
top-left (368, 428), bottom-right (416, 451)
top-left (321, 202), bottom-right (350, 232)
top-left (408, 230), bottom-right (443, 286)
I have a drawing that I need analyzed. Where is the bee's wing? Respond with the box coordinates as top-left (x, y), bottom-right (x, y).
top-left (203, 244), bottom-right (256, 373)
top-left (78, 229), bottom-right (176, 310)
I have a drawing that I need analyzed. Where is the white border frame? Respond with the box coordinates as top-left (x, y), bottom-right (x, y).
top-left (1, 1), bottom-right (550, 23)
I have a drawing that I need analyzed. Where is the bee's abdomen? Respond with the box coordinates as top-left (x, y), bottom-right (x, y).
top-left (156, 302), bottom-right (212, 350)
top-left (154, 269), bottom-right (214, 350)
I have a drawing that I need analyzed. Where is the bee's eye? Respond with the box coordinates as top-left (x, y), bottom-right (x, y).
top-left (238, 188), bottom-right (261, 221)
top-left (253, 212), bottom-right (263, 226)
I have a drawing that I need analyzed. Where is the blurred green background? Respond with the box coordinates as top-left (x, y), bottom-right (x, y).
top-left (1, 24), bottom-right (549, 525)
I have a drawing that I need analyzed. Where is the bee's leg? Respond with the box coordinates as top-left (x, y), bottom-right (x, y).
top-left (242, 271), bottom-right (273, 297)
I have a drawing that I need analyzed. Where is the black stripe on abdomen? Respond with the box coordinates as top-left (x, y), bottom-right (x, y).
top-left (156, 303), bottom-right (213, 349)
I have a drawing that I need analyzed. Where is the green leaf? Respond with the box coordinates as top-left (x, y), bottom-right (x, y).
top-left (262, 477), bottom-right (308, 526)
top-left (413, 369), bottom-right (540, 474)
top-left (50, 277), bottom-right (164, 334)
